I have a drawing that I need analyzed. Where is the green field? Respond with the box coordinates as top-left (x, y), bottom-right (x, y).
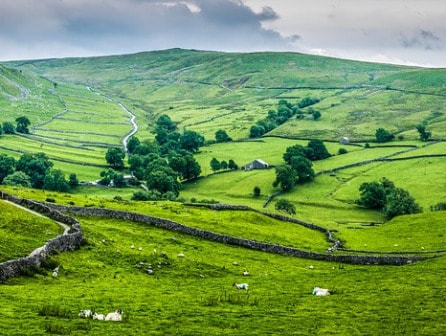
top-left (1, 49), bottom-right (446, 335)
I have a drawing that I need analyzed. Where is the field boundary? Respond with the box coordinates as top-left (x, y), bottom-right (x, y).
top-left (0, 192), bottom-right (83, 283)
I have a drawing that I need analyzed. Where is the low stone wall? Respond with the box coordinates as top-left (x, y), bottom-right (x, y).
top-left (0, 192), bottom-right (83, 283)
top-left (46, 203), bottom-right (424, 266)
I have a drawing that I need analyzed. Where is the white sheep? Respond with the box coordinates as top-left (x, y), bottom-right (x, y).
top-left (312, 287), bottom-right (330, 296)
top-left (177, 253), bottom-right (185, 258)
top-left (243, 270), bottom-right (250, 276)
top-left (93, 312), bottom-right (105, 320)
top-left (233, 283), bottom-right (249, 290)
top-left (52, 271), bottom-right (58, 278)
top-left (105, 309), bottom-right (123, 321)
top-left (309, 265), bottom-right (314, 269)
top-left (79, 310), bottom-right (92, 318)
top-left (131, 245), bottom-right (135, 249)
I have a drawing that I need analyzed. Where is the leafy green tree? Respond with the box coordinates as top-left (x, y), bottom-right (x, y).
top-left (15, 116), bottom-right (31, 134)
top-left (179, 130), bottom-right (205, 153)
top-left (0, 154), bottom-right (15, 183)
top-left (2, 122), bottom-right (15, 134)
top-left (105, 147), bottom-right (125, 169)
top-left (290, 156), bottom-right (315, 183)
top-left (275, 199), bottom-right (296, 215)
top-left (146, 167), bottom-right (180, 196)
top-left (99, 169), bottom-right (116, 186)
top-left (132, 191), bottom-right (149, 201)
top-left (127, 136), bottom-right (141, 154)
top-left (43, 170), bottom-right (70, 192)
top-left (16, 153), bottom-right (53, 188)
top-left (384, 188), bottom-right (421, 218)
top-left (68, 173), bottom-right (79, 187)
top-left (0, 124), bottom-right (2, 136)
top-left (249, 125), bottom-right (265, 138)
top-left (298, 97), bottom-right (320, 108)
top-left (220, 160), bottom-right (228, 170)
top-left (304, 139), bottom-right (331, 161)
top-left (169, 154), bottom-right (201, 180)
top-left (312, 110), bottom-right (321, 120)
top-left (111, 172), bottom-right (126, 187)
top-left (416, 124), bottom-right (432, 142)
top-left (253, 186), bottom-right (261, 197)
top-left (228, 159), bottom-right (238, 170)
top-left (273, 165), bottom-right (296, 191)
top-left (215, 129), bottom-right (231, 143)
top-left (356, 181), bottom-right (387, 209)
top-left (2, 171), bottom-right (31, 187)
top-left (375, 128), bottom-right (394, 142)
top-left (156, 114), bottom-right (176, 132)
top-left (210, 158), bottom-right (221, 172)
top-left (283, 144), bottom-right (306, 164)
top-left (338, 148), bottom-right (348, 155)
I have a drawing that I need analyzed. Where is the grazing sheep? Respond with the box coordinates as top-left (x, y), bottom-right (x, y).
top-left (79, 310), bottom-right (93, 318)
top-left (233, 283), bottom-right (249, 290)
top-left (232, 261), bottom-right (238, 266)
top-left (52, 271), bottom-right (58, 278)
top-left (105, 309), bottom-right (123, 322)
top-left (177, 253), bottom-right (185, 258)
top-left (131, 245), bottom-right (135, 249)
top-left (138, 247), bottom-right (142, 251)
top-left (309, 265), bottom-right (314, 269)
top-left (93, 312), bottom-right (105, 320)
top-left (312, 287), bottom-right (330, 296)
top-left (243, 270), bottom-right (250, 276)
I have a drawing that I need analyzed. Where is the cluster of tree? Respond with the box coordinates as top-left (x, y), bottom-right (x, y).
top-left (102, 115), bottom-right (205, 200)
top-left (210, 158), bottom-right (238, 173)
top-left (297, 97), bottom-right (320, 109)
top-left (356, 177), bottom-right (421, 218)
top-left (416, 123), bottom-right (432, 142)
top-left (283, 139), bottom-right (331, 163)
top-left (296, 107), bottom-right (321, 121)
top-left (0, 152), bottom-right (78, 192)
top-left (249, 100), bottom-right (299, 138)
top-left (375, 128), bottom-right (395, 143)
top-left (0, 117), bottom-right (31, 135)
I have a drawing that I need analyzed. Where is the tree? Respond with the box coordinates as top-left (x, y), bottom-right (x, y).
top-left (179, 130), bottom-right (205, 153)
top-left (146, 168), bottom-right (180, 196)
top-left (220, 160), bottom-right (228, 170)
top-left (283, 144), bottom-right (306, 164)
top-left (338, 148), bottom-right (348, 155)
top-left (127, 136), bottom-right (141, 154)
top-left (305, 139), bottom-right (331, 161)
top-left (228, 159), bottom-right (238, 170)
top-left (111, 172), bottom-right (126, 187)
top-left (169, 154), bottom-right (201, 180)
top-left (210, 158), bottom-right (221, 172)
top-left (0, 124), bottom-right (2, 136)
top-left (253, 186), bottom-right (261, 197)
top-left (2, 171), bottom-right (31, 187)
top-left (68, 173), bottom-right (79, 187)
top-left (16, 153), bottom-right (53, 189)
top-left (43, 170), bottom-right (70, 192)
top-left (99, 169), bottom-right (116, 186)
top-left (416, 124), bottom-right (432, 142)
top-left (312, 110), bottom-right (321, 120)
top-left (215, 129), bottom-right (231, 143)
top-left (105, 147), bottom-right (125, 169)
top-left (290, 156), bottom-right (315, 183)
top-left (375, 128), bottom-right (394, 143)
top-left (273, 165), bottom-right (296, 191)
top-left (0, 154), bottom-right (15, 183)
top-left (15, 116), bottom-right (31, 134)
top-left (2, 122), bottom-right (15, 134)
top-left (156, 114), bottom-right (176, 132)
top-left (275, 199), bottom-right (296, 215)
top-left (384, 188), bottom-right (421, 218)
top-left (249, 125), bottom-right (265, 138)
top-left (356, 181), bottom-right (387, 209)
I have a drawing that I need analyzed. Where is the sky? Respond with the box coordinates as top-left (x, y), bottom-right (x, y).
top-left (0, 0), bottom-right (445, 67)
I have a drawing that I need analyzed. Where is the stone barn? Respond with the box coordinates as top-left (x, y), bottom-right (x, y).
top-left (242, 159), bottom-right (269, 171)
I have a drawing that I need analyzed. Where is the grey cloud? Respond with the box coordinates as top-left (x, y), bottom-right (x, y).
top-left (0, 0), bottom-right (290, 60)
top-left (401, 29), bottom-right (443, 50)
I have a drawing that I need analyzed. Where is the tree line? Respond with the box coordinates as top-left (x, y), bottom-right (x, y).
top-left (0, 116), bottom-right (31, 135)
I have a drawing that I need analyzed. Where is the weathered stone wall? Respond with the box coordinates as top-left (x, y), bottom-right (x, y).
top-left (0, 192), bottom-right (83, 283)
top-left (46, 203), bottom-right (425, 266)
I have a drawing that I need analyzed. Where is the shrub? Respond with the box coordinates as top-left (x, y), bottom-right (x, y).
top-left (113, 195), bottom-right (123, 201)
top-left (131, 191), bottom-right (149, 201)
top-left (338, 148), bottom-right (348, 155)
top-left (430, 202), bottom-right (446, 211)
top-left (253, 186), bottom-right (261, 197)
top-left (45, 197), bottom-right (56, 203)
top-left (275, 199), bottom-right (296, 215)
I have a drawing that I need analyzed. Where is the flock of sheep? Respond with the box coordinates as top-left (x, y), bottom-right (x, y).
top-left (79, 309), bottom-right (123, 321)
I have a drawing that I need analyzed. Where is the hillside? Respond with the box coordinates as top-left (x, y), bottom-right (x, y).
top-left (6, 49), bottom-right (446, 141)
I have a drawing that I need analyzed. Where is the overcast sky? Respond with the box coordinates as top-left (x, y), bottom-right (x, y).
top-left (0, 0), bottom-right (445, 67)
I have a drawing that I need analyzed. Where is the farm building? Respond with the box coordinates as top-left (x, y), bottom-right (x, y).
top-left (242, 159), bottom-right (269, 170)
top-left (339, 137), bottom-right (350, 144)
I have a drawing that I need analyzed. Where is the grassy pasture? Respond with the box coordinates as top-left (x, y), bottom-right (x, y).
top-left (0, 207), bottom-right (446, 335)
top-left (0, 200), bottom-right (62, 262)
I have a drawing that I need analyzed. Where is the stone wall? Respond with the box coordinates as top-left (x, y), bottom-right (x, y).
top-left (0, 192), bottom-right (83, 283)
top-left (46, 203), bottom-right (425, 266)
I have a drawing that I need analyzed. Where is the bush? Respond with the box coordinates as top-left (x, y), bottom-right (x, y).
top-left (430, 202), bottom-right (446, 211)
top-left (338, 148), bottom-right (348, 155)
top-left (384, 188), bottom-right (422, 218)
top-left (375, 128), bottom-right (394, 142)
top-left (253, 186), bottom-right (261, 197)
top-left (364, 143), bottom-right (370, 148)
top-left (114, 196), bottom-right (123, 201)
top-left (275, 199), bottom-right (296, 215)
top-left (45, 197), bottom-right (56, 203)
top-left (131, 191), bottom-right (149, 201)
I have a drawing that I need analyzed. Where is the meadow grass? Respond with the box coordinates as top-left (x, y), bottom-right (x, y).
top-left (0, 200), bottom-right (62, 262)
